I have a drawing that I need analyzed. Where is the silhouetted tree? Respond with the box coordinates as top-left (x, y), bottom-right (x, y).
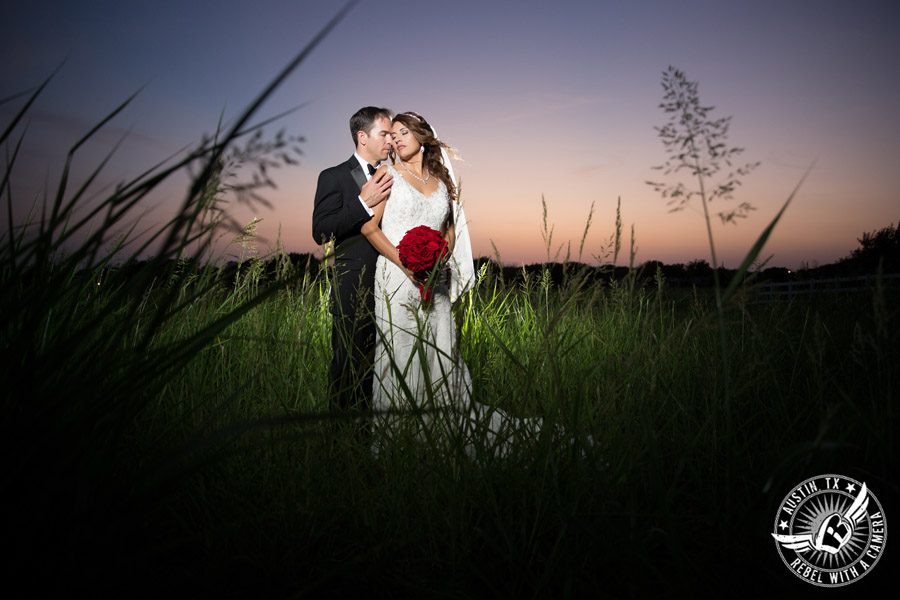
top-left (844, 221), bottom-right (899, 272)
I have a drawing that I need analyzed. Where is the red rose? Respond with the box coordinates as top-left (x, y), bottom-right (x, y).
top-left (397, 226), bottom-right (448, 274)
top-left (397, 226), bottom-right (449, 305)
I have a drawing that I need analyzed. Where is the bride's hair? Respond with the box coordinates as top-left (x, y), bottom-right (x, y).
top-left (391, 112), bottom-right (457, 205)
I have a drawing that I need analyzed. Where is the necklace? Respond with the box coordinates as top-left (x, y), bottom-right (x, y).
top-left (398, 160), bottom-right (430, 183)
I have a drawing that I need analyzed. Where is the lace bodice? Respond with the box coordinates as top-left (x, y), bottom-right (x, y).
top-left (380, 165), bottom-right (449, 243)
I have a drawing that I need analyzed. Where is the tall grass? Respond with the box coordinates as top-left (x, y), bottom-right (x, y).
top-left (100, 250), bottom-right (896, 595)
top-left (645, 68), bottom-right (820, 521)
top-left (6, 195), bottom-right (897, 594)
top-left (0, 2), bottom-right (359, 592)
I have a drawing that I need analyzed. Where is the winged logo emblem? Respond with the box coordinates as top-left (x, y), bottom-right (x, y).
top-left (772, 483), bottom-right (869, 555)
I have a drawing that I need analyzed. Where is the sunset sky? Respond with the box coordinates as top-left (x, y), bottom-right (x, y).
top-left (2, 0), bottom-right (898, 268)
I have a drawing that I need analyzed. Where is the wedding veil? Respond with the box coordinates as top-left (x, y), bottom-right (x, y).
top-left (431, 125), bottom-right (476, 302)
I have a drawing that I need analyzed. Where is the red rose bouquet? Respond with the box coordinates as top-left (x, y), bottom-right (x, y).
top-left (397, 225), bottom-right (449, 304)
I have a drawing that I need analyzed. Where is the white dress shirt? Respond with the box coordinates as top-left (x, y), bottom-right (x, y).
top-left (354, 152), bottom-right (376, 217)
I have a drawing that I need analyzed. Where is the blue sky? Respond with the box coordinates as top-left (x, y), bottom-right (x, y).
top-left (2, 0), bottom-right (898, 267)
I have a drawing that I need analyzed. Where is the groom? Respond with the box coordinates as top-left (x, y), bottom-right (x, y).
top-left (312, 106), bottom-right (393, 410)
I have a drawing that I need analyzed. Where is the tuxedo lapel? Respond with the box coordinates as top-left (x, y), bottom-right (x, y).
top-left (348, 157), bottom-right (367, 192)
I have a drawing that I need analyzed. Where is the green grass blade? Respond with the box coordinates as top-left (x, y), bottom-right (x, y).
top-left (721, 162), bottom-right (814, 303)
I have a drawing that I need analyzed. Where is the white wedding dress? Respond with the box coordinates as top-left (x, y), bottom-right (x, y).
top-left (371, 166), bottom-right (539, 457)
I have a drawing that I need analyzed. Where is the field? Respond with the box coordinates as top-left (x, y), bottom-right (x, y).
top-left (4, 244), bottom-right (897, 595)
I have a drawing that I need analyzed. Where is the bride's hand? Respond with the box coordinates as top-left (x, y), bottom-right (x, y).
top-left (403, 267), bottom-right (420, 287)
top-left (360, 167), bottom-right (392, 208)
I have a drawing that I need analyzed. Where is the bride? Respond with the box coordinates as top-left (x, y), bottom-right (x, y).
top-left (360, 112), bottom-right (540, 457)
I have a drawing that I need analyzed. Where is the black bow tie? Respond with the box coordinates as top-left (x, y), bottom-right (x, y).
top-left (367, 163), bottom-right (376, 177)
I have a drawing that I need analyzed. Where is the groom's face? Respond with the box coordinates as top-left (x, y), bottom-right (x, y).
top-left (357, 116), bottom-right (392, 165)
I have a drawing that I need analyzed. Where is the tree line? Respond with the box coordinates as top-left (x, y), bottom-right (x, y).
top-left (78, 221), bottom-right (899, 291)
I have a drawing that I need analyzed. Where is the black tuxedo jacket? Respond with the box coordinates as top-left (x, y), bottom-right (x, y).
top-left (312, 156), bottom-right (379, 270)
top-left (312, 156), bottom-right (378, 408)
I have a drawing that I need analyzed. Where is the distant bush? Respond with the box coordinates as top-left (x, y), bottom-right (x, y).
top-left (843, 221), bottom-right (900, 272)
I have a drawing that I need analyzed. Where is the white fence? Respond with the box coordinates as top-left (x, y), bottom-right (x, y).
top-left (755, 273), bottom-right (900, 301)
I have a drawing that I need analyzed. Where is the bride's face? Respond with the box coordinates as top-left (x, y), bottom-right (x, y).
top-left (391, 122), bottom-right (421, 161)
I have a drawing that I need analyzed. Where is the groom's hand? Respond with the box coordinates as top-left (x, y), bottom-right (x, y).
top-left (361, 169), bottom-right (393, 208)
